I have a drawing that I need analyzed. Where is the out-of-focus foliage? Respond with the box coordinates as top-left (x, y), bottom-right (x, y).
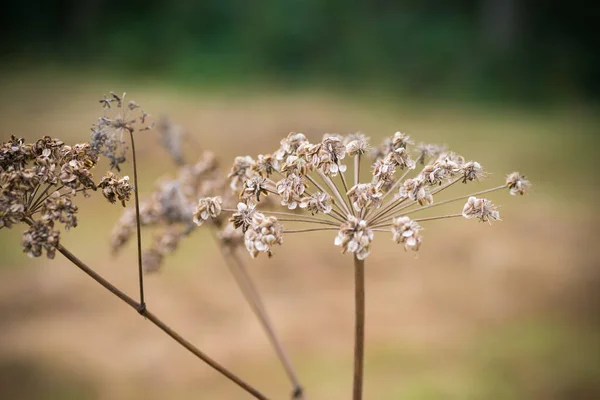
top-left (1, 0), bottom-right (598, 101)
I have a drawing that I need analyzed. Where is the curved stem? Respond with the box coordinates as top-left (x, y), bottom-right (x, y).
top-left (129, 130), bottom-right (145, 306)
top-left (353, 255), bottom-right (365, 400)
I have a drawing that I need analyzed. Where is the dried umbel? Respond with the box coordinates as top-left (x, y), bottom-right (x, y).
top-left (197, 131), bottom-right (530, 260)
top-left (98, 171), bottom-right (133, 206)
top-left (110, 150), bottom-right (239, 271)
top-left (0, 133), bottom-right (132, 258)
top-left (91, 92), bottom-right (153, 171)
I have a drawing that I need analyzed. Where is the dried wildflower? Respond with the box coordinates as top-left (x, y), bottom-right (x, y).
top-left (347, 183), bottom-right (382, 213)
top-left (334, 216), bottom-right (373, 260)
top-left (21, 220), bottom-right (60, 259)
top-left (462, 197), bottom-right (500, 223)
top-left (276, 174), bottom-right (306, 209)
top-left (276, 132), bottom-right (308, 162)
top-left (244, 214), bottom-right (283, 258)
top-left (230, 202), bottom-right (258, 233)
top-left (299, 191), bottom-right (333, 215)
top-left (392, 216), bottom-right (422, 251)
top-left (193, 197), bottom-right (223, 226)
top-left (228, 156), bottom-right (256, 190)
top-left (196, 130), bottom-right (528, 262)
top-left (98, 171), bottom-right (133, 206)
top-left (461, 161), bottom-right (484, 183)
top-left (415, 143), bottom-right (446, 164)
top-left (253, 154), bottom-right (279, 177)
top-left (400, 178), bottom-right (433, 206)
top-left (41, 191), bottom-right (78, 230)
top-left (506, 172), bottom-right (531, 196)
top-left (91, 92), bottom-right (151, 171)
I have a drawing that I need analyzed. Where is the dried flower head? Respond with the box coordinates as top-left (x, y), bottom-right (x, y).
top-left (193, 196), bottom-right (223, 226)
top-left (199, 130), bottom-right (529, 260)
top-left (462, 197), bottom-right (501, 223)
top-left (98, 171), bottom-right (133, 206)
top-left (506, 172), bottom-right (531, 196)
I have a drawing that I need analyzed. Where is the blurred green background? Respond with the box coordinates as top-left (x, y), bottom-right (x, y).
top-left (1, 1), bottom-right (599, 399)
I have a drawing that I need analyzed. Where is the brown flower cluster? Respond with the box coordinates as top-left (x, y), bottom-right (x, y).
top-left (196, 131), bottom-right (530, 260)
top-left (1, 133), bottom-right (132, 259)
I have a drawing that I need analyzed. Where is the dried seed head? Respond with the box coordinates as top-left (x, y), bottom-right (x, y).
top-left (276, 132), bottom-right (308, 161)
top-left (253, 154), bottom-right (279, 177)
top-left (299, 191), bottom-right (333, 215)
top-left (392, 132), bottom-right (414, 150)
top-left (230, 202), bottom-right (257, 233)
top-left (400, 177), bottom-right (433, 206)
top-left (276, 174), bottom-right (306, 209)
top-left (506, 172), bottom-right (531, 196)
top-left (21, 220), bottom-right (60, 259)
top-left (334, 216), bottom-right (373, 260)
top-left (280, 155), bottom-right (312, 176)
top-left (241, 176), bottom-right (269, 203)
top-left (462, 197), bottom-right (500, 223)
top-left (193, 196), bottom-right (223, 226)
top-left (98, 171), bottom-right (133, 206)
top-left (41, 191), bottom-right (78, 230)
top-left (347, 183), bottom-right (383, 213)
top-left (372, 155), bottom-right (397, 189)
top-left (157, 116), bottom-right (185, 165)
top-left (228, 156), bottom-right (256, 191)
top-left (461, 161), bottom-right (485, 183)
top-left (244, 214), bottom-right (283, 258)
top-left (392, 216), bottom-right (422, 251)
top-left (415, 143), bottom-right (446, 164)
top-left (346, 138), bottom-right (370, 156)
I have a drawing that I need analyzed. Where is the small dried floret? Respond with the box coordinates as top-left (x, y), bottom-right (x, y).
top-left (228, 156), bottom-right (256, 190)
top-left (21, 220), bottom-right (60, 259)
top-left (346, 138), bottom-right (370, 156)
top-left (299, 191), bottom-right (333, 215)
top-left (388, 147), bottom-right (416, 170)
top-left (41, 191), bottom-right (78, 230)
top-left (280, 155), bottom-right (312, 176)
top-left (230, 202), bottom-right (257, 233)
top-left (244, 214), bottom-right (283, 258)
top-left (415, 143), bottom-right (446, 164)
top-left (276, 132), bottom-right (308, 161)
top-left (392, 216), bottom-right (422, 251)
top-left (241, 176), bottom-right (269, 203)
top-left (156, 180), bottom-right (194, 223)
top-left (321, 136), bottom-right (346, 164)
top-left (347, 183), bottom-right (382, 212)
top-left (506, 172), bottom-right (531, 196)
top-left (276, 174), bottom-right (306, 209)
top-left (372, 155), bottom-right (397, 189)
top-left (253, 154), bottom-right (279, 177)
top-left (461, 161), bottom-right (484, 183)
top-left (462, 197), bottom-right (500, 223)
top-left (334, 216), bottom-right (373, 260)
top-left (193, 196), bottom-right (223, 226)
top-left (400, 177), bottom-right (433, 206)
top-left (391, 132), bottom-right (414, 150)
top-left (98, 171), bottom-right (132, 206)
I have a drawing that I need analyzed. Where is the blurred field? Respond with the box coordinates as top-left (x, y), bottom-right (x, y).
top-left (0, 73), bottom-right (599, 399)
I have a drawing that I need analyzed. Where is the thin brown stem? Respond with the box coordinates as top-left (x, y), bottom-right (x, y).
top-left (284, 227), bottom-right (340, 233)
top-left (277, 218), bottom-right (339, 226)
top-left (227, 249), bottom-right (305, 400)
top-left (305, 174), bottom-right (347, 218)
top-left (22, 219), bottom-right (270, 400)
top-left (129, 130), bottom-right (145, 306)
top-left (317, 170), bottom-right (352, 216)
top-left (353, 255), bottom-right (365, 400)
top-left (354, 155), bottom-right (360, 187)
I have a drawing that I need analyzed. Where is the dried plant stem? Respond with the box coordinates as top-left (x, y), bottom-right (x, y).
top-left (22, 219), bottom-right (270, 400)
top-left (305, 174), bottom-right (347, 218)
top-left (353, 255), bottom-right (365, 400)
top-left (277, 218), bottom-right (339, 226)
top-left (371, 213), bottom-right (463, 229)
top-left (354, 155), bottom-right (360, 187)
top-left (376, 167), bottom-right (414, 207)
top-left (284, 227), bottom-right (340, 233)
top-left (129, 130), bottom-right (145, 306)
top-left (226, 248), bottom-right (305, 400)
top-left (317, 170), bottom-right (352, 216)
